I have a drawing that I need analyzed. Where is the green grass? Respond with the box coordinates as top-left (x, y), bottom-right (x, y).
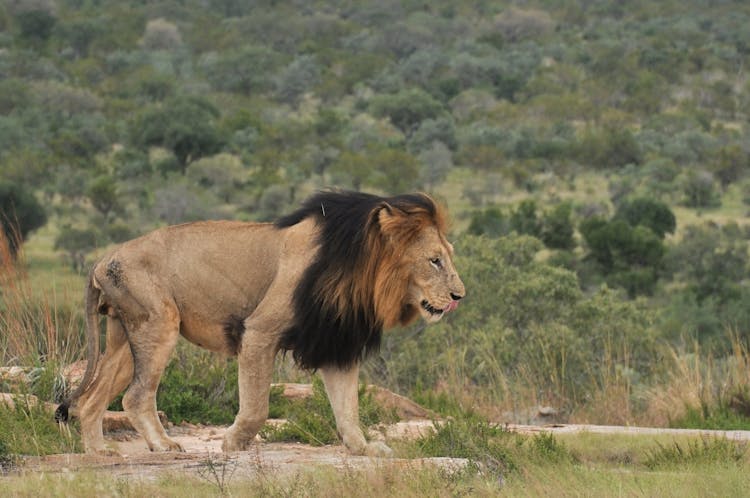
top-left (1, 431), bottom-right (748, 497)
top-left (671, 403), bottom-right (750, 431)
top-left (0, 400), bottom-right (80, 457)
top-left (260, 377), bottom-right (398, 446)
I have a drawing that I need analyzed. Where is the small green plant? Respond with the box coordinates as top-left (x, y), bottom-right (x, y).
top-left (644, 437), bottom-right (747, 469)
top-left (414, 412), bottom-right (519, 476)
top-left (155, 346), bottom-right (239, 424)
top-left (0, 398), bottom-right (80, 456)
top-left (527, 432), bottom-right (576, 464)
top-left (261, 377), bottom-right (397, 445)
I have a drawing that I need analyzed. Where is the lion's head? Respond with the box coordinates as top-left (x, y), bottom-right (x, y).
top-left (276, 191), bottom-right (465, 370)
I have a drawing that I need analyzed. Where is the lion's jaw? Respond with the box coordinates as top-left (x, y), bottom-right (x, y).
top-left (402, 227), bottom-right (465, 325)
top-left (418, 296), bottom-right (460, 323)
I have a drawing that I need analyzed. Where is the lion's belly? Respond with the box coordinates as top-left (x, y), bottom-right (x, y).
top-left (178, 318), bottom-right (229, 353)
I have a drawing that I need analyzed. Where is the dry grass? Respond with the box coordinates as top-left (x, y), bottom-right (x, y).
top-left (641, 332), bottom-right (750, 427)
top-left (0, 231), bottom-right (85, 400)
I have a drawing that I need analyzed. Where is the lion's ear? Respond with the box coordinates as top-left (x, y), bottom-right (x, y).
top-left (377, 203), bottom-right (405, 238)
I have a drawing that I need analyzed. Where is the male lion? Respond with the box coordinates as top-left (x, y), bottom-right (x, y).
top-left (56, 191), bottom-right (465, 456)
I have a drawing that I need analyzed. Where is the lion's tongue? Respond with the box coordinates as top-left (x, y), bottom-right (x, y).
top-left (444, 300), bottom-right (459, 313)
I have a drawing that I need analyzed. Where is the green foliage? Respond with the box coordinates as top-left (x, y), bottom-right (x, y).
top-left (53, 225), bottom-right (99, 272)
top-left (261, 378), bottom-right (396, 446)
top-left (644, 437), bottom-right (747, 469)
top-left (681, 170), bottom-right (721, 208)
top-left (86, 175), bottom-right (122, 218)
top-left (580, 213), bottom-right (667, 296)
top-left (666, 222), bottom-right (749, 303)
top-left (369, 88), bottom-right (446, 134)
top-left (671, 401), bottom-right (750, 431)
top-left (0, 181), bottom-right (47, 256)
top-left (467, 207), bottom-right (508, 237)
top-left (414, 412), bottom-right (518, 474)
top-left (615, 197), bottom-right (676, 238)
top-left (131, 96), bottom-right (224, 172)
top-left (156, 349), bottom-right (239, 425)
top-left (0, 400), bottom-right (80, 456)
top-left (12, 3), bottom-right (56, 42)
top-left (541, 202), bottom-right (575, 250)
top-left (509, 199), bottom-right (542, 238)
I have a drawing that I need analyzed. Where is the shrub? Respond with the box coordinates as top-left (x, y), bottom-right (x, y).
top-left (615, 197), bottom-right (676, 238)
top-left (541, 202), bottom-right (575, 250)
top-left (0, 181), bottom-right (47, 257)
top-left (140, 18), bottom-right (182, 50)
top-left (0, 401), bottom-right (80, 456)
top-left (260, 378), bottom-right (396, 446)
top-left (414, 412), bottom-right (518, 475)
top-left (156, 347), bottom-right (239, 425)
top-left (369, 88), bottom-right (446, 134)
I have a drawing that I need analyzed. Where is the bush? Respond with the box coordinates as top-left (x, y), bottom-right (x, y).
top-left (156, 347), bottom-right (239, 425)
top-left (140, 18), bottom-right (182, 50)
top-left (0, 181), bottom-right (47, 257)
top-left (260, 378), bottom-right (396, 446)
top-left (0, 401), bottom-right (80, 456)
top-left (369, 88), bottom-right (446, 134)
top-left (414, 412), bottom-right (518, 475)
top-left (615, 197), bottom-right (676, 238)
top-left (541, 202), bottom-right (575, 250)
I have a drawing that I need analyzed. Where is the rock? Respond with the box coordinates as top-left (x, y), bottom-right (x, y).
top-left (538, 406), bottom-right (559, 417)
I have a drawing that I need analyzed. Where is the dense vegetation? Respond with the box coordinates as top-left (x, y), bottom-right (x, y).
top-left (2, 0), bottom-right (750, 434)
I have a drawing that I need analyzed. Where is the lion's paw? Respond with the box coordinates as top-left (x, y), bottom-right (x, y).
top-left (221, 433), bottom-right (253, 453)
top-left (89, 446), bottom-right (123, 457)
top-left (149, 438), bottom-right (185, 452)
top-left (364, 441), bottom-right (394, 458)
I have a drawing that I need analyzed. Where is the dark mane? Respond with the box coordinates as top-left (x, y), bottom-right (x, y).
top-left (275, 190), bottom-right (443, 370)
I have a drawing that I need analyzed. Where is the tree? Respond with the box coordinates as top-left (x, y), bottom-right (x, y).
top-left (510, 200), bottom-right (542, 238)
top-left (87, 175), bottom-right (122, 219)
top-left (275, 55), bottom-right (320, 107)
top-left (467, 207), bottom-right (509, 238)
top-left (541, 202), bottom-right (575, 250)
top-left (614, 197), bottom-right (676, 238)
top-left (140, 18), bottom-right (182, 50)
top-left (579, 216), bottom-right (666, 297)
top-left (0, 181), bottom-right (47, 257)
top-left (54, 225), bottom-right (98, 272)
top-left (417, 141), bottom-right (453, 190)
top-left (369, 88), bottom-right (446, 135)
top-left (10, 0), bottom-right (57, 42)
top-left (201, 45), bottom-right (281, 95)
top-left (131, 97), bottom-right (224, 174)
top-left (667, 222), bottom-right (749, 303)
top-left (681, 169), bottom-right (721, 208)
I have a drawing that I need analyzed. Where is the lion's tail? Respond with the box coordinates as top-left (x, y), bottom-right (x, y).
top-left (55, 272), bottom-right (101, 423)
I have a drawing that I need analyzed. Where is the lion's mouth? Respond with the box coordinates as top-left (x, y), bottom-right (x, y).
top-left (421, 300), bottom-right (444, 316)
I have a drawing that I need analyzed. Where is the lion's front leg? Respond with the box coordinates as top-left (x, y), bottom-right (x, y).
top-left (320, 364), bottom-right (393, 457)
top-left (222, 330), bottom-right (276, 452)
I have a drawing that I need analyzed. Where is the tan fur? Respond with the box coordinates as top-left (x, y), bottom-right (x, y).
top-left (67, 199), bottom-right (464, 456)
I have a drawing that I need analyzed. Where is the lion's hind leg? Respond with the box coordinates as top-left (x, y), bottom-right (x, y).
top-left (76, 316), bottom-right (134, 455)
top-left (121, 300), bottom-right (184, 452)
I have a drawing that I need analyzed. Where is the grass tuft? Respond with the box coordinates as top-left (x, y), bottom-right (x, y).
top-left (644, 436), bottom-right (747, 469)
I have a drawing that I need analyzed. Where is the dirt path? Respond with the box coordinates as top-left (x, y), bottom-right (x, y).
top-left (20, 420), bottom-right (750, 481)
top-left (21, 423), bottom-right (468, 480)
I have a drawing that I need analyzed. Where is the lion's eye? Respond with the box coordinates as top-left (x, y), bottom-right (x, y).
top-left (430, 257), bottom-right (443, 269)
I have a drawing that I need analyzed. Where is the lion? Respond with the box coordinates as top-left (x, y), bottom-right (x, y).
top-left (56, 191), bottom-right (465, 456)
